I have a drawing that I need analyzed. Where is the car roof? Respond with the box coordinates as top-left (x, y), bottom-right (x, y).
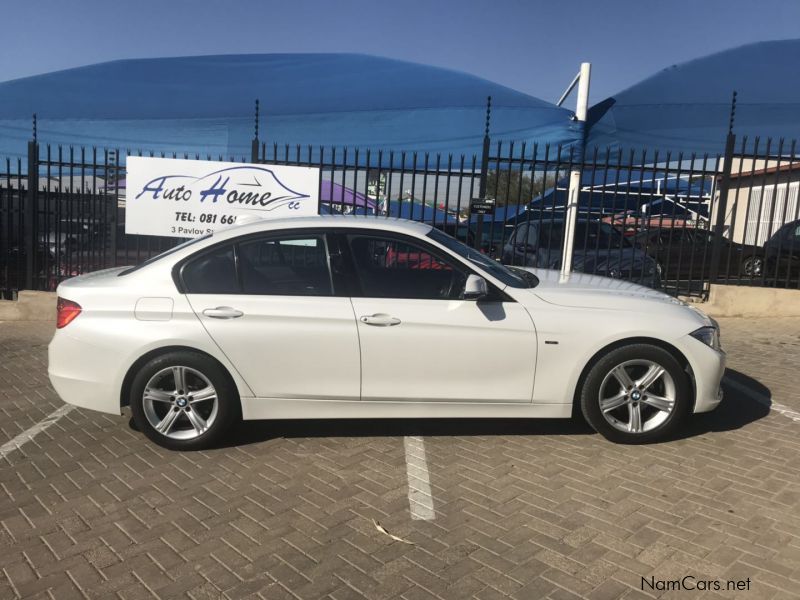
top-left (209, 215), bottom-right (434, 242)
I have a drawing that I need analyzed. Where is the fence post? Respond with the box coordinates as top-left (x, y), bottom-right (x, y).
top-left (560, 62), bottom-right (591, 278)
top-left (475, 96), bottom-right (491, 250)
top-left (250, 99), bottom-right (260, 163)
top-left (109, 149), bottom-right (119, 267)
top-left (25, 137), bottom-right (39, 290)
top-left (709, 132), bottom-right (736, 284)
top-left (709, 92), bottom-right (738, 284)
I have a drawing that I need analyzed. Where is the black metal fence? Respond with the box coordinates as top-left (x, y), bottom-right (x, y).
top-left (2, 130), bottom-right (799, 300)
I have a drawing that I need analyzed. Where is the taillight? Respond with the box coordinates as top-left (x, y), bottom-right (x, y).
top-left (56, 297), bottom-right (82, 328)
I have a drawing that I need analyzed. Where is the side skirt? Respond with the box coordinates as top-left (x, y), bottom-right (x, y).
top-left (240, 397), bottom-right (573, 420)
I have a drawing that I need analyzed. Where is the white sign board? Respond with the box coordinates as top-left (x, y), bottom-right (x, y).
top-left (125, 157), bottom-right (320, 237)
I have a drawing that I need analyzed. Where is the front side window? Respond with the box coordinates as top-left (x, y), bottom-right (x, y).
top-left (238, 236), bottom-right (332, 296)
top-left (574, 222), bottom-right (629, 250)
top-left (348, 234), bottom-right (466, 299)
top-left (511, 223), bottom-right (529, 246)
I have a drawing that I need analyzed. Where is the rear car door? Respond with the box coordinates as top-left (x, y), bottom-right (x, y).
top-left (181, 231), bottom-right (360, 400)
top-left (341, 230), bottom-right (537, 403)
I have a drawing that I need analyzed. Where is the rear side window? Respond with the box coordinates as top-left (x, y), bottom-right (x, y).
top-left (238, 236), bottom-right (332, 296)
top-left (119, 233), bottom-right (213, 276)
top-left (181, 245), bottom-right (238, 293)
top-left (181, 235), bottom-right (334, 296)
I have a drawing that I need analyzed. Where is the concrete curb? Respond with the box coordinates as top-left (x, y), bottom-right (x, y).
top-left (701, 284), bottom-right (800, 318)
top-left (0, 291), bottom-right (57, 321)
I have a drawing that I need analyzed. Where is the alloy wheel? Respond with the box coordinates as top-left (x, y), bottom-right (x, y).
top-left (598, 359), bottom-right (676, 434)
top-left (142, 366), bottom-right (219, 440)
top-left (743, 256), bottom-right (763, 277)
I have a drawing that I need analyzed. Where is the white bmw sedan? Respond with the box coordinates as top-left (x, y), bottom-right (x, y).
top-left (49, 216), bottom-right (724, 450)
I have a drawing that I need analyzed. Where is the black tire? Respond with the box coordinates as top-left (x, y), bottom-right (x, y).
top-left (579, 343), bottom-right (691, 444)
top-left (129, 351), bottom-right (240, 450)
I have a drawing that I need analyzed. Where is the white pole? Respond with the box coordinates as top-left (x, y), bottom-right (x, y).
top-left (560, 62), bottom-right (591, 278)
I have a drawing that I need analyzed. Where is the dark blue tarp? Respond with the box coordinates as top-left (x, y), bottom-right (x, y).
top-left (472, 167), bottom-right (713, 225)
top-left (0, 53), bottom-right (579, 163)
top-left (587, 40), bottom-right (800, 155)
top-left (531, 189), bottom-right (708, 218)
top-left (578, 169), bottom-right (713, 197)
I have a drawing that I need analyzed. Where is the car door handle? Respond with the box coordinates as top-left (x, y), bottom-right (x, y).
top-left (360, 314), bottom-right (401, 326)
top-left (202, 306), bottom-right (244, 319)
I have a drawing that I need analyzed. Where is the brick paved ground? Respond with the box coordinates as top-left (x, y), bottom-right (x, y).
top-left (0, 318), bottom-right (798, 599)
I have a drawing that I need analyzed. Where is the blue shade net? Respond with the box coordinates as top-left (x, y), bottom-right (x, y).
top-left (587, 39), bottom-right (800, 156)
top-left (0, 53), bottom-right (579, 164)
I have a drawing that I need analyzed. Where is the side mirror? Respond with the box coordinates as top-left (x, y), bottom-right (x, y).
top-left (463, 274), bottom-right (488, 300)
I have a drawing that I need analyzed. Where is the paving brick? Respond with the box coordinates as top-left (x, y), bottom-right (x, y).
top-left (0, 318), bottom-right (799, 598)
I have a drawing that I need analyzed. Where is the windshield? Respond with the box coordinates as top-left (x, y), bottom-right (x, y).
top-left (428, 228), bottom-right (537, 288)
top-left (118, 233), bottom-right (212, 276)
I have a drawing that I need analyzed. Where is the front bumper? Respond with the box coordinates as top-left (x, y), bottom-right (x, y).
top-left (683, 337), bottom-right (726, 414)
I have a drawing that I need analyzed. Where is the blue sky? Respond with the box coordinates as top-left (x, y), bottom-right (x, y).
top-left (3, 0), bottom-right (800, 105)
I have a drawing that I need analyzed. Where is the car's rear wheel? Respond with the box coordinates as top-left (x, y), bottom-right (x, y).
top-left (130, 351), bottom-right (240, 450)
top-left (580, 344), bottom-right (691, 444)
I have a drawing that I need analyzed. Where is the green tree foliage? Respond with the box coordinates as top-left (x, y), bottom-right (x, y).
top-left (485, 170), bottom-right (556, 206)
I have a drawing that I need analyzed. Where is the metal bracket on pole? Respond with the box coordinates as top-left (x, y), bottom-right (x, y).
top-left (560, 62), bottom-right (591, 279)
top-left (476, 96), bottom-right (492, 250)
top-left (251, 99), bottom-right (260, 163)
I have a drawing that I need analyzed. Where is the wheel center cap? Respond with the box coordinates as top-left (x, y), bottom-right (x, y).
top-left (631, 390), bottom-right (642, 401)
top-left (176, 397), bottom-right (188, 407)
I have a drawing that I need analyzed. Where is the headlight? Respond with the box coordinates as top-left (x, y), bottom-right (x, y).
top-left (690, 326), bottom-right (721, 351)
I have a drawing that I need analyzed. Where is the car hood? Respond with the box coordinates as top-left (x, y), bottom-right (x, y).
top-left (519, 268), bottom-right (710, 323)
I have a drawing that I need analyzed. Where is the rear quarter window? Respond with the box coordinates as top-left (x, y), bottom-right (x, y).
top-left (181, 245), bottom-right (238, 293)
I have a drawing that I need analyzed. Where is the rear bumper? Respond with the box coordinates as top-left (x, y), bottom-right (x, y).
top-left (48, 331), bottom-right (124, 415)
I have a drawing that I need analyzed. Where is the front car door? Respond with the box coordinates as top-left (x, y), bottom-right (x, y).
top-left (340, 229), bottom-right (537, 403)
top-left (181, 231), bottom-right (360, 400)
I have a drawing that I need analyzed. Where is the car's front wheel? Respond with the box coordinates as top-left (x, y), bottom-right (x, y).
top-left (130, 351), bottom-right (240, 450)
top-left (580, 344), bottom-right (691, 444)
top-left (742, 255), bottom-right (763, 278)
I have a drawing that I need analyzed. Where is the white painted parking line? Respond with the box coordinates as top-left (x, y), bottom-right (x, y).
top-left (0, 404), bottom-right (75, 461)
top-left (724, 376), bottom-right (800, 423)
top-left (404, 436), bottom-right (435, 521)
